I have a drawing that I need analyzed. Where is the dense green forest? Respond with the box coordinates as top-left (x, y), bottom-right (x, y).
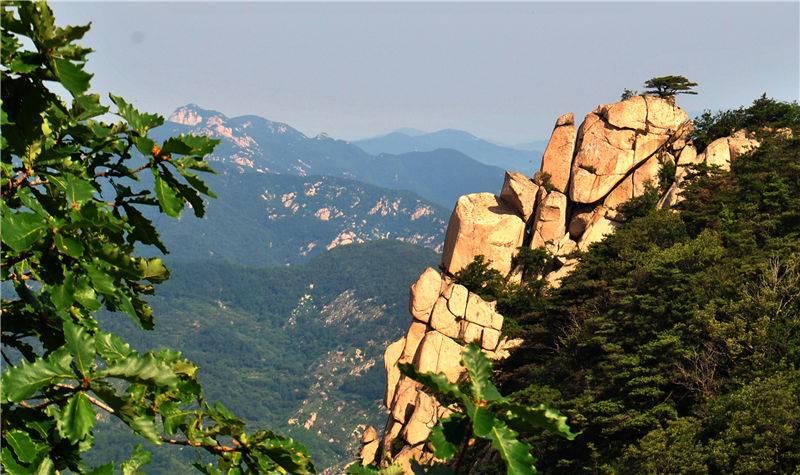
top-left (88, 241), bottom-right (438, 471)
top-left (449, 97), bottom-right (800, 473)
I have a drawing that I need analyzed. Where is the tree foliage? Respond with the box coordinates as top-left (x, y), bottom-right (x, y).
top-left (398, 344), bottom-right (577, 474)
top-left (643, 75), bottom-right (698, 98)
top-left (1, 2), bottom-right (314, 473)
top-left (495, 119), bottom-right (800, 472)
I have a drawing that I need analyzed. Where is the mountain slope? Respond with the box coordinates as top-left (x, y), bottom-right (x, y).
top-left (90, 241), bottom-right (439, 471)
top-left (151, 161), bottom-right (447, 266)
top-left (355, 128), bottom-right (543, 172)
top-left (156, 105), bottom-right (504, 207)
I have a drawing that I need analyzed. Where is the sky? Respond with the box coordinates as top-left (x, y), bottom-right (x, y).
top-left (52, 2), bottom-right (799, 145)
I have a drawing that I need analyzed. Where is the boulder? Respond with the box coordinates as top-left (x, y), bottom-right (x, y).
top-left (429, 297), bottom-right (460, 339)
top-left (657, 181), bottom-right (682, 209)
top-left (409, 268), bottom-right (442, 322)
top-left (704, 137), bottom-right (731, 170)
top-left (359, 439), bottom-right (379, 467)
top-left (402, 392), bottom-right (438, 445)
top-left (445, 284), bottom-right (469, 317)
top-left (459, 321), bottom-right (483, 344)
top-left (728, 130), bottom-right (760, 160)
top-left (441, 193), bottom-right (526, 276)
top-left (465, 293), bottom-right (503, 330)
top-left (540, 113), bottom-right (577, 193)
top-left (569, 112), bottom-right (637, 203)
top-left (675, 144), bottom-right (701, 182)
top-left (644, 95), bottom-right (689, 132)
top-left (632, 153), bottom-right (663, 196)
top-left (568, 211), bottom-right (593, 239)
top-left (481, 327), bottom-right (501, 351)
top-left (577, 207), bottom-right (620, 251)
top-left (414, 330), bottom-right (464, 383)
top-left (531, 190), bottom-right (568, 249)
top-left (602, 175), bottom-right (634, 212)
top-left (545, 258), bottom-right (579, 288)
top-left (391, 376), bottom-right (420, 422)
top-left (499, 171), bottom-right (539, 221)
top-left (384, 338), bottom-right (406, 407)
top-left (379, 420), bottom-right (403, 462)
top-left (400, 322), bottom-right (427, 364)
top-left (605, 95), bottom-right (647, 130)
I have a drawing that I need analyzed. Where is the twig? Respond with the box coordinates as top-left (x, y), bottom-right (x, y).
top-left (159, 436), bottom-right (238, 453)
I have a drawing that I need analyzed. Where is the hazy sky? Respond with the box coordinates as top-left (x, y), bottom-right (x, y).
top-left (53, 2), bottom-right (799, 144)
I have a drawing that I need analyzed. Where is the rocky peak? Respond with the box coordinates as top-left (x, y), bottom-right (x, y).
top-left (168, 103), bottom-right (227, 126)
top-left (362, 94), bottom-right (764, 472)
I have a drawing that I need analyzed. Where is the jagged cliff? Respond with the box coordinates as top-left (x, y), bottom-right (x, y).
top-left (359, 95), bottom-right (761, 472)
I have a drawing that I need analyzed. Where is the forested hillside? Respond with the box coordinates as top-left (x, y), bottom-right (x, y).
top-left (89, 241), bottom-right (438, 471)
top-left (151, 160), bottom-right (448, 266)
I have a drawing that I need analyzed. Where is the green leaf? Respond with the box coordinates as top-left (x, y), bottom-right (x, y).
top-left (461, 343), bottom-right (502, 402)
top-left (121, 444), bottom-right (152, 475)
top-left (52, 58), bottom-right (91, 96)
top-left (1, 349), bottom-right (73, 402)
top-left (126, 415), bottom-right (159, 445)
top-left (428, 413), bottom-right (469, 461)
top-left (54, 233), bottom-right (84, 257)
top-left (56, 392), bottom-right (95, 443)
top-left (1, 446), bottom-right (36, 475)
top-left (74, 277), bottom-right (101, 311)
top-left (398, 363), bottom-right (465, 405)
top-left (152, 169), bottom-right (183, 217)
top-left (109, 94), bottom-right (163, 132)
top-left (85, 262), bottom-right (116, 296)
top-left (160, 136), bottom-right (193, 155)
top-left (121, 204), bottom-right (167, 253)
top-left (33, 456), bottom-right (54, 475)
top-left (495, 402), bottom-right (579, 441)
top-left (94, 331), bottom-right (134, 364)
top-left (49, 173), bottom-right (95, 205)
top-left (1, 210), bottom-right (47, 252)
top-left (4, 430), bottom-right (45, 464)
top-left (486, 421), bottom-right (537, 475)
top-left (62, 319), bottom-right (95, 376)
top-left (253, 433), bottom-right (315, 475)
top-left (50, 271), bottom-right (75, 311)
top-left (98, 353), bottom-right (179, 387)
top-left (138, 257), bottom-right (169, 283)
top-left (469, 405), bottom-right (496, 438)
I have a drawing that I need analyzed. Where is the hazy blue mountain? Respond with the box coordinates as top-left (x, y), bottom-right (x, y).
top-left (151, 161), bottom-right (448, 266)
top-left (90, 241), bottom-right (439, 472)
top-left (157, 105), bottom-right (504, 207)
top-left (510, 139), bottom-right (550, 152)
top-left (367, 149), bottom-right (505, 208)
top-left (354, 128), bottom-right (543, 172)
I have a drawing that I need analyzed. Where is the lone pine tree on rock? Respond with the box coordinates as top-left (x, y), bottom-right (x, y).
top-left (644, 75), bottom-right (699, 99)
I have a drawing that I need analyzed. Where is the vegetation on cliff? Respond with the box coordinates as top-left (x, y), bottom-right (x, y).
top-left (453, 98), bottom-right (800, 473)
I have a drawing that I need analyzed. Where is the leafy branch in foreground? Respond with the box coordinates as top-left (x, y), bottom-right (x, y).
top-left (1, 1), bottom-right (314, 473)
top-left (397, 344), bottom-right (577, 475)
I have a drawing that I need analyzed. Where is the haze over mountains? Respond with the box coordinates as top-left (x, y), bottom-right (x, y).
top-left (354, 128), bottom-right (543, 172)
top-left (160, 104), bottom-right (511, 208)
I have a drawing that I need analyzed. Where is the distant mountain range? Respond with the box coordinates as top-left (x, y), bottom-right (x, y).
top-left (158, 105), bottom-right (505, 207)
top-left (354, 128), bottom-right (543, 172)
top-left (152, 161), bottom-right (448, 266)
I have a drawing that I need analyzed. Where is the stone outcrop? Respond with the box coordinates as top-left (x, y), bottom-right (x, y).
top-left (500, 171), bottom-right (540, 221)
top-left (366, 94), bottom-right (767, 472)
top-left (441, 193), bottom-right (526, 276)
top-left (540, 113), bottom-right (576, 193)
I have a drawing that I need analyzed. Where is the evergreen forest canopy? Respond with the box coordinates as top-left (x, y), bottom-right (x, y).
top-left (2, 1), bottom-right (800, 474)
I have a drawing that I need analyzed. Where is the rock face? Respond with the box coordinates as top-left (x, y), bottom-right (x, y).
top-left (570, 96), bottom-right (688, 204)
top-left (441, 193), bottom-right (526, 276)
top-left (540, 113), bottom-right (577, 193)
top-left (367, 95), bottom-right (766, 472)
